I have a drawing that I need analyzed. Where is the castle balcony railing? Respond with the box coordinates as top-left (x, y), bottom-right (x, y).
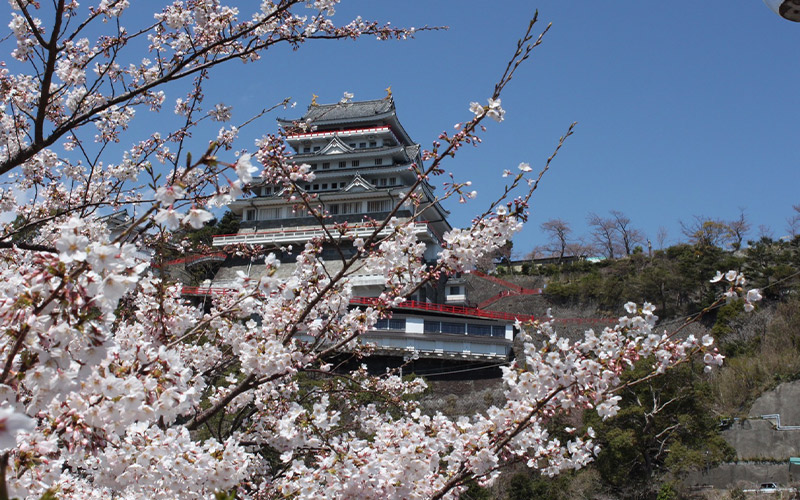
top-left (285, 125), bottom-right (398, 143)
top-left (212, 221), bottom-right (434, 247)
top-left (180, 286), bottom-right (615, 326)
top-left (152, 252), bottom-right (227, 268)
top-left (349, 297), bottom-right (536, 323)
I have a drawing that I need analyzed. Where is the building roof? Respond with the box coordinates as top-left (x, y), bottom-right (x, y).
top-left (279, 98), bottom-right (395, 125)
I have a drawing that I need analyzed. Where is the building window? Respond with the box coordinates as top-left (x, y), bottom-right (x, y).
top-left (304, 184), bottom-right (311, 191)
top-left (322, 162), bottom-right (330, 169)
top-left (313, 146), bottom-right (320, 151)
top-left (369, 141), bottom-right (377, 147)
top-left (351, 160), bottom-right (359, 167)
top-left (449, 286), bottom-right (461, 295)
top-left (441, 322), bottom-right (464, 335)
top-left (338, 161), bottom-right (346, 168)
top-left (321, 183), bottom-right (328, 190)
top-left (257, 207), bottom-right (282, 220)
top-left (245, 209), bottom-right (256, 221)
top-left (313, 184), bottom-right (319, 191)
top-left (310, 163), bottom-right (317, 170)
top-left (375, 158), bottom-right (383, 166)
top-left (424, 321), bottom-right (439, 333)
top-left (349, 143), bottom-right (356, 148)
top-left (263, 186), bottom-right (272, 196)
top-left (467, 324), bottom-right (492, 336)
top-left (367, 200), bottom-right (389, 212)
top-left (491, 326), bottom-right (506, 338)
top-left (340, 182), bottom-right (346, 188)
top-left (303, 147), bottom-right (310, 153)
top-left (375, 318), bottom-right (406, 330)
top-left (389, 177), bottom-right (396, 186)
top-left (359, 142), bottom-right (366, 148)
top-left (341, 202), bottom-right (361, 214)
top-left (379, 178), bottom-right (387, 187)
top-left (328, 204), bottom-right (339, 215)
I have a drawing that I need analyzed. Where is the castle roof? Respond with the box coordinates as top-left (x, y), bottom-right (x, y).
top-left (296, 98), bottom-right (395, 123)
top-left (278, 97), bottom-right (413, 145)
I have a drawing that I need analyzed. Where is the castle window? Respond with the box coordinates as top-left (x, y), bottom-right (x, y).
top-left (263, 186), bottom-right (272, 196)
top-left (313, 184), bottom-right (319, 191)
top-left (389, 177), bottom-right (396, 185)
top-left (303, 147), bottom-right (310, 153)
top-left (351, 160), bottom-right (359, 167)
top-left (367, 200), bottom-right (389, 212)
top-left (313, 146), bottom-right (320, 151)
top-left (258, 207), bottom-right (282, 220)
top-left (340, 202), bottom-right (361, 214)
top-left (310, 163), bottom-right (317, 170)
top-left (321, 183), bottom-right (328, 190)
top-left (349, 143), bottom-right (356, 148)
top-left (374, 158), bottom-right (383, 165)
top-left (379, 178), bottom-right (387, 187)
top-left (245, 209), bottom-right (256, 221)
top-left (338, 161), bottom-right (346, 168)
top-left (467, 324), bottom-right (491, 336)
top-left (359, 142), bottom-right (366, 148)
top-left (328, 204), bottom-right (339, 214)
top-left (375, 319), bottom-right (406, 330)
top-left (441, 322), bottom-right (465, 335)
top-left (369, 141), bottom-right (377, 147)
top-left (322, 162), bottom-right (330, 169)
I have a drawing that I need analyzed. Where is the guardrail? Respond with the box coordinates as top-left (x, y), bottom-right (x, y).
top-left (154, 252), bottom-right (227, 268)
top-left (179, 287), bottom-right (615, 325)
top-left (212, 221), bottom-right (432, 246)
top-left (286, 125), bottom-right (394, 140)
top-left (349, 296), bottom-right (535, 322)
top-left (470, 270), bottom-right (542, 295)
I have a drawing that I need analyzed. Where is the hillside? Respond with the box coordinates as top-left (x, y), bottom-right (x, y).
top-left (439, 237), bottom-right (800, 499)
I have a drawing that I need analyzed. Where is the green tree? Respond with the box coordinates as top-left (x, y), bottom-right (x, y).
top-left (586, 361), bottom-right (734, 495)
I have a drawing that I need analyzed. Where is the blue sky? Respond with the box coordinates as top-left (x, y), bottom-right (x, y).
top-left (4, 1), bottom-right (799, 256)
top-left (201, 1), bottom-right (799, 256)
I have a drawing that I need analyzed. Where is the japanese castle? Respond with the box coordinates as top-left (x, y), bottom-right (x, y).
top-left (194, 93), bottom-right (528, 370)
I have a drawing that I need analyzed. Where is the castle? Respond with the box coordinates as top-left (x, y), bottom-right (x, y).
top-left (188, 94), bottom-right (529, 370)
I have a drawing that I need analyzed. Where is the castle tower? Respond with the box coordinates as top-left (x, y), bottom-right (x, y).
top-left (204, 96), bottom-right (524, 367)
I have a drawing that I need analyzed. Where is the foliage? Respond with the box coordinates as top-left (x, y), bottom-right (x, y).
top-left (506, 471), bottom-right (572, 500)
top-left (586, 361), bottom-right (735, 493)
top-left (712, 296), bottom-right (800, 415)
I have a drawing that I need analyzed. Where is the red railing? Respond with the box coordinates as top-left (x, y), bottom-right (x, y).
top-left (212, 220), bottom-right (431, 239)
top-left (179, 288), bottom-right (615, 325)
top-left (155, 252), bottom-right (227, 268)
top-left (285, 125), bottom-right (393, 140)
top-left (470, 270), bottom-right (542, 294)
top-left (349, 297), bottom-right (536, 322)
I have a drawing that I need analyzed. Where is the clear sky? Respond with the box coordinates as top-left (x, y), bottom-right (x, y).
top-left (200, 0), bottom-right (800, 256)
top-left (5, 1), bottom-right (800, 256)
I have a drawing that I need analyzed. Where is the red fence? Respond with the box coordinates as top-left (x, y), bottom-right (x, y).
top-left (349, 297), bottom-right (536, 322)
top-left (470, 270), bottom-right (542, 295)
top-left (154, 252), bottom-right (227, 268)
top-left (180, 287), bottom-right (615, 325)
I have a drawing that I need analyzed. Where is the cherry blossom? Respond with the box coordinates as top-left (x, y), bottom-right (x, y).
top-left (0, 4), bottom-right (756, 499)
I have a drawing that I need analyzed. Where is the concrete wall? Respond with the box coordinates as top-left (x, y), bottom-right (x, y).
top-left (723, 420), bottom-right (800, 460)
top-left (749, 380), bottom-right (800, 425)
top-left (684, 462), bottom-right (796, 490)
